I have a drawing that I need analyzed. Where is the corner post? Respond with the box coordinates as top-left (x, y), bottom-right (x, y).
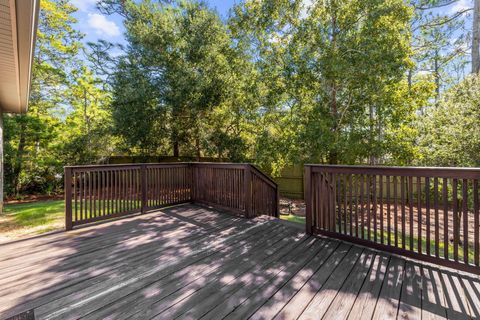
top-left (304, 165), bottom-right (312, 234)
top-left (244, 165), bottom-right (252, 218)
top-left (141, 164), bottom-right (147, 214)
top-left (65, 167), bottom-right (73, 231)
top-left (190, 163), bottom-right (195, 203)
top-left (275, 188), bottom-right (280, 217)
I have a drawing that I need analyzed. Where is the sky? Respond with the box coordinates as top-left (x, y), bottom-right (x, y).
top-left (70, 0), bottom-right (237, 50)
top-left (69, 0), bottom-right (474, 76)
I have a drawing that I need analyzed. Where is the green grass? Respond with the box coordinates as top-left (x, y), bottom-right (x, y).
top-left (340, 225), bottom-right (476, 264)
top-left (280, 214), bottom-right (305, 224)
top-left (0, 200), bottom-right (65, 241)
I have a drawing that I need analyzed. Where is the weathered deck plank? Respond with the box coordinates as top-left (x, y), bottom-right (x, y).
top-left (248, 240), bottom-right (340, 320)
top-left (371, 256), bottom-right (405, 320)
top-left (0, 203), bottom-right (478, 320)
top-left (273, 243), bottom-right (352, 320)
top-left (141, 232), bottom-right (314, 319)
top-left (34, 221), bottom-right (280, 319)
top-left (321, 250), bottom-right (376, 320)
top-left (297, 246), bottom-right (364, 320)
top-left (347, 254), bottom-right (390, 320)
top-left (421, 266), bottom-right (448, 320)
top-left (397, 262), bottom-right (422, 320)
top-left (205, 238), bottom-right (327, 320)
top-left (80, 224), bottom-right (301, 320)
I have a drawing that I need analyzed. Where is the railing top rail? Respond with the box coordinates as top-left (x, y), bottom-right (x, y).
top-left (307, 164), bottom-right (480, 179)
top-left (65, 161), bottom-right (253, 169)
top-left (65, 162), bottom-right (190, 169)
top-left (190, 162), bottom-right (248, 169)
top-left (249, 164), bottom-right (278, 188)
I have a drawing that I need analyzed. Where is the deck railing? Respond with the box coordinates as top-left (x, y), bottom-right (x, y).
top-left (305, 165), bottom-right (480, 274)
top-left (65, 162), bottom-right (279, 230)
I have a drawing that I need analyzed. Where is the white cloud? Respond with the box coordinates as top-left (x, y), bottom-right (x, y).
top-left (449, 0), bottom-right (473, 13)
top-left (87, 13), bottom-right (121, 37)
top-left (416, 70), bottom-right (432, 76)
top-left (71, 0), bottom-right (98, 12)
top-left (300, 0), bottom-right (314, 19)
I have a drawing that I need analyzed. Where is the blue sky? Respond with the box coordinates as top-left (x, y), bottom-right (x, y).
top-left (70, 0), bottom-right (237, 49)
top-left (70, 0), bottom-right (474, 74)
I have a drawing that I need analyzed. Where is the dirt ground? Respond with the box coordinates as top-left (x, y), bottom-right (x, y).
top-left (279, 197), bottom-right (306, 217)
top-left (278, 197), bottom-right (477, 249)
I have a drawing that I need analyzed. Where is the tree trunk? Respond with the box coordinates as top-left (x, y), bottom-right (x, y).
top-left (328, 81), bottom-right (339, 165)
top-left (173, 140), bottom-right (179, 158)
top-left (369, 104), bottom-right (376, 165)
top-left (13, 118), bottom-right (27, 196)
top-left (171, 125), bottom-right (180, 157)
top-left (328, 9), bottom-right (339, 165)
top-left (195, 137), bottom-right (201, 162)
top-left (83, 88), bottom-right (91, 157)
top-left (434, 52), bottom-right (440, 106)
top-left (473, 0), bottom-right (480, 73)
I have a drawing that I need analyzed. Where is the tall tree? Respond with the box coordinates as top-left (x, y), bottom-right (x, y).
top-left (230, 0), bottom-right (425, 172)
top-left (473, 0), bottom-right (480, 73)
top-left (419, 74), bottom-right (480, 166)
top-left (110, 0), bottom-right (253, 159)
top-left (4, 0), bottom-right (83, 197)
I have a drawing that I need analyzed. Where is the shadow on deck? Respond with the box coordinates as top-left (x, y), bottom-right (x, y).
top-left (0, 204), bottom-right (478, 320)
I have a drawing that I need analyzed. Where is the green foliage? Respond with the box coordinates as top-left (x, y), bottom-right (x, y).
top-left (6, 0), bottom-right (478, 200)
top-left (229, 0), bottom-right (430, 174)
top-left (3, 0), bottom-right (114, 197)
top-left (419, 74), bottom-right (480, 167)
top-left (110, 0), bottom-right (254, 160)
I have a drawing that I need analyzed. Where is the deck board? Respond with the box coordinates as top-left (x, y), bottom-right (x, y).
top-left (297, 246), bottom-right (364, 320)
top-left (0, 203), bottom-right (478, 320)
top-left (321, 250), bottom-right (376, 320)
top-left (421, 266), bottom-right (448, 320)
top-left (397, 262), bottom-right (422, 320)
top-left (347, 254), bottom-right (390, 320)
top-left (248, 239), bottom-right (340, 320)
top-left (84, 224), bottom-right (301, 320)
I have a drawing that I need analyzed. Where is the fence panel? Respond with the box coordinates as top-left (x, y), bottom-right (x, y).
top-left (251, 166), bottom-right (279, 218)
top-left (65, 162), bottom-right (279, 229)
top-left (305, 165), bottom-right (480, 274)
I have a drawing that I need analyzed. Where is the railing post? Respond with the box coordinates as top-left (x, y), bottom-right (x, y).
top-left (276, 188), bottom-right (280, 217)
top-left (190, 163), bottom-right (195, 203)
top-left (141, 164), bottom-right (147, 214)
top-left (304, 165), bottom-right (312, 234)
top-left (244, 165), bottom-right (252, 218)
top-left (64, 167), bottom-right (73, 231)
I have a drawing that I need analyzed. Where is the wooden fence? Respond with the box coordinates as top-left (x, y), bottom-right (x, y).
top-left (65, 163), bottom-right (279, 230)
top-left (305, 165), bottom-right (480, 274)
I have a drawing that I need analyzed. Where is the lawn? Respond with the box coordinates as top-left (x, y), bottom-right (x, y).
top-left (0, 200), bottom-right (64, 243)
top-left (280, 214), bottom-right (305, 224)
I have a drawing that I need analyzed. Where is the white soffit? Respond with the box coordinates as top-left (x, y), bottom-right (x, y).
top-left (0, 0), bottom-right (39, 113)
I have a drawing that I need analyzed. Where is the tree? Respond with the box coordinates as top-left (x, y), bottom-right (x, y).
top-left (410, 1), bottom-right (471, 103)
top-left (419, 74), bottom-right (480, 166)
top-left (230, 0), bottom-right (426, 173)
top-left (473, 0), bottom-right (480, 73)
top-left (4, 0), bottom-right (83, 198)
top-left (58, 66), bottom-right (114, 165)
top-left (110, 0), bottom-right (253, 160)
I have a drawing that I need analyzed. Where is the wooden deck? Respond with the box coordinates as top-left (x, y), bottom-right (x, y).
top-left (0, 204), bottom-right (479, 320)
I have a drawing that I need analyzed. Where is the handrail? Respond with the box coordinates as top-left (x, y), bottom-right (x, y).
top-left (305, 164), bottom-right (480, 275)
top-left (249, 164), bottom-right (277, 188)
top-left (307, 164), bottom-right (480, 179)
top-left (65, 162), bottom-right (279, 230)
